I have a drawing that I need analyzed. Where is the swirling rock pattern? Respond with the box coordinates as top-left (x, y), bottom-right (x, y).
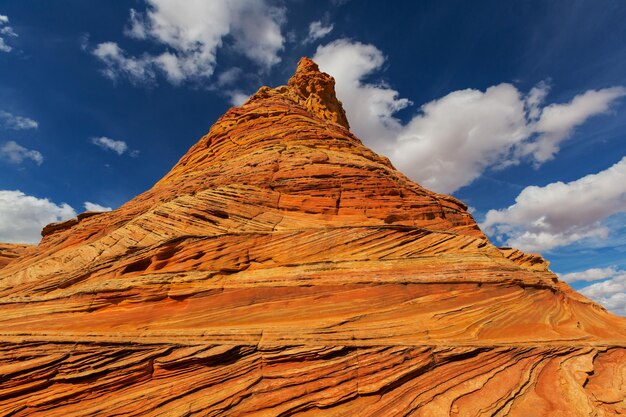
top-left (0, 244), bottom-right (32, 269)
top-left (1, 58), bottom-right (625, 416)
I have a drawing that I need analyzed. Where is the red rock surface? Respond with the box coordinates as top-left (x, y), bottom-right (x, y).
top-left (1, 58), bottom-right (625, 416)
top-left (0, 243), bottom-right (32, 269)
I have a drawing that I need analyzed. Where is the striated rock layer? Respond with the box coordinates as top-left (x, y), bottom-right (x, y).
top-left (1, 58), bottom-right (625, 416)
top-left (0, 244), bottom-right (32, 270)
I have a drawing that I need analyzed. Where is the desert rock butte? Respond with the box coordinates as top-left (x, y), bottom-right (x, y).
top-left (0, 57), bottom-right (625, 416)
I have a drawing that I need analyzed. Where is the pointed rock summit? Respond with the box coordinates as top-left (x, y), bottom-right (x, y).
top-left (246, 57), bottom-right (350, 129)
top-left (1, 58), bottom-right (625, 416)
top-left (286, 57), bottom-right (350, 128)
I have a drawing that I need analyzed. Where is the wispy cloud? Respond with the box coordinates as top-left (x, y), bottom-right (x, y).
top-left (520, 87), bottom-right (626, 164)
top-left (0, 110), bottom-right (39, 130)
top-left (90, 136), bottom-right (129, 155)
top-left (0, 15), bottom-right (17, 53)
top-left (92, 42), bottom-right (156, 85)
top-left (304, 20), bottom-right (334, 44)
top-left (216, 67), bottom-right (243, 87)
top-left (0, 141), bottom-right (43, 165)
top-left (92, 0), bottom-right (286, 85)
top-left (313, 39), bottom-right (626, 194)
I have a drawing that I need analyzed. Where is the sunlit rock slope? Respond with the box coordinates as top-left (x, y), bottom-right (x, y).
top-left (1, 58), bottom-right (625, 416)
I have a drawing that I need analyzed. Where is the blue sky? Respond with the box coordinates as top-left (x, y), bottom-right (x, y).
top-left (1, 0), bottom-right (625, 314)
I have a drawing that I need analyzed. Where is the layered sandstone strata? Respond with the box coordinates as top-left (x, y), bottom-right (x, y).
top-left (0, 58), bottom-right (624, 416)
top-left (0, 243), bottom-right (32, 269)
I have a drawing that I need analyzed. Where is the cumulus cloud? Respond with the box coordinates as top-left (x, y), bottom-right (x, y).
top-left (90, 136), bottom-right (129, 155)
top-left (0, 110), bottom-right (39, 130)
top-left (313, 39), bottom-right (626, 194)
top-left (559, 267), bottom-right (619, 283)
top-left (481, 157), bottom-right (626, 252)
top-left (93, 0), bottom-right (286, 85)
top-left (578, 269), bottom-right (626, 316)
top-left (0, 15), bottom-right (17, 53)
top-left (304, 21), bottom-right (333, 43)
top-left (0, 141), bottom-right (43, 165)
top-left (84, 201), bottom-right (112, 212)
top-left (393, 84), bottom-right (530, 192)
top-left (0, 190), bottom-right (76, 244)
top-left (314, 40), bottom-right (410, 148)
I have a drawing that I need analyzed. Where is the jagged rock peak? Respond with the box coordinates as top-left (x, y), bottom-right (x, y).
top-left (249, 57), bottom-right (350, 129)
top-left (287, 57), bottom-right (350, 129)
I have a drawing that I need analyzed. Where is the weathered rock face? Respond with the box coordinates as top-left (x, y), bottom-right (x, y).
top-left (0, 243), bottom-right (32, 269)
top-left (1, 58), bottom-right (625, 416)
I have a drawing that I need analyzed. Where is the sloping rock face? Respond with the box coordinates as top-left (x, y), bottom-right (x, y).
top-left (1, 58), bottom-right (625, 416)
top-left (0, 243), bottom-right (32, 269)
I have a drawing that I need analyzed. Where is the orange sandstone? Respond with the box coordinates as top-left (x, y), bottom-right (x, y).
top-left (0, 58), bottom-right (624, 416)
top-left (0, 243), bottom-right (32, 269)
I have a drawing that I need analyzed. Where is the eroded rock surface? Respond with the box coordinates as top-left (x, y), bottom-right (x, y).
top-left (1, 58), bottom-right (625, 416)
top-left (0, 243), bottom-right (32, 269)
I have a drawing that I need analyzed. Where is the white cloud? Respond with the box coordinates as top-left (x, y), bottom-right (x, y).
top-left (0, 39), bottom-right (11, 53)
top-left (481, 157), bottom-right (626, 252)
top-left (313, 39), bottom-right (410, 149)
top-left (558, 266), bottom-right (618, 283)
top-left (578, 269), bottom-right (626, 316)
top-left (393, 84), bottom-right (530, 193)
top-left (0, 190), bottom-right (76, 244)
top-left (0, 15), bottom-right (17, 53)
top-left (313, 39), bottom-right (626, 194)
top-left (84, 201), bottom-right (112, 212)
top-left (228, 1), bottom-right (285, 68)
top-left (519, 87), bottom-right (626, 164)
top-left (93, 0), bottom-right (285, 85)
top-left (92, 42), bottom-right (156, 85)
top-left (90, 136), bottom-right (129, 155)
top-left (0, 141), bottom-right (43, 165)
top-left (228, 91), bottom-right (249, 106)
top-left (305, 21), bottom-right (334, 43)
top-left (0, 110), bottom-right (39, 130)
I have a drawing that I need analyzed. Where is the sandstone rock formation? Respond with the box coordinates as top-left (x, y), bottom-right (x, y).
top-left (0, 243), bottom-right (32, 269)
top-left (0, 58), bottom-right (625, 416)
